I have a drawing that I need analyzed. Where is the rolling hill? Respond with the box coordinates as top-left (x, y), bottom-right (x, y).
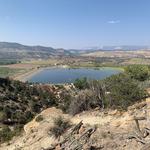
top-left (0, 42), bottom-right (71, 60)
top-left (1, 42), bottom-right (150, 62)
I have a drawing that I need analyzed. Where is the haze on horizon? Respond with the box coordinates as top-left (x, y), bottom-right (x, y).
top-left (0, 0), bottom-right (149, 49)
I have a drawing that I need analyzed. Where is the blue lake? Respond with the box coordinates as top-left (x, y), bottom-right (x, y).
top-left (28, 67), bottom-right (122, 84)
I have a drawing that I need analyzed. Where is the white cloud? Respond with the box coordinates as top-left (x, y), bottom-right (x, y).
top-left (107, 20), bottom-right (120, 24)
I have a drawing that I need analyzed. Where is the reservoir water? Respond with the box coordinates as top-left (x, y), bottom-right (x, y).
top-left (28, 67), bottom-right (122, 84)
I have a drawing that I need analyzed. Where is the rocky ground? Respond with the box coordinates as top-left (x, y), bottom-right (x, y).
top-left (0, 99), bottom-right (150, 150)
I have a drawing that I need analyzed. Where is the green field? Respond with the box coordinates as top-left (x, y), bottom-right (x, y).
top-left (0, 67), bottom-right (22, 78)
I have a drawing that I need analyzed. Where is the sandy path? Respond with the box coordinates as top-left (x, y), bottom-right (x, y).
top-left (13, 68), bottom-right (43, 82)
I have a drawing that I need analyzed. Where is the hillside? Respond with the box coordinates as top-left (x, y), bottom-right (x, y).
top-left (102, 45), bottom-right (150, 51)
top-left (81, 50), bottom-right (150, 58)
top-left (0, 42), bottom-right (71, 61)
top-left (0, 65), bottom-right (150, 149)
top-left (1, 42), bottom-right (150, 62)
top-left (0, 100), bottom-right (149, 150)
top-left (0, 77), bottom-right (59, 143)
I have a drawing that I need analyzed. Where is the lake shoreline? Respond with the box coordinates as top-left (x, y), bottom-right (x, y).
top-left (13, 65), bottom-right (123, 83)
top-left (13, 68), bottom-right (43, 82)
top-left (12, 65), bottom-right (69, 82)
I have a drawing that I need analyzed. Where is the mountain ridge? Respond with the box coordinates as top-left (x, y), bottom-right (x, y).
top-left (0, 42), bottom-right (71, 60)
top-left (0, 41), bottom-right (150, 60)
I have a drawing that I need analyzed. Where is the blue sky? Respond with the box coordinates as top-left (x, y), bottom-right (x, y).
top-left (0, 0), bottom-right (149, 49)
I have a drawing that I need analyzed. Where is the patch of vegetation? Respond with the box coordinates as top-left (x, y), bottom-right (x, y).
top-left (50, 116), bottom-right (71, 139)
top-left (103, 73), bottom-right (147, 109)
top-left (35, 115), bottom-right (44, 122)
top-left (125, 65), bottom-right (150, 81)
top-left (58, 92), bottom-right (72, 113)
top-left (0, 125), bottom-right (22, 143)
top-left (0, 126), bottom-right (14, 143)
top-left (0, 77), bottom-right (58, 143)
top-left (69, 73), bottom-right (147, 114)
top-left (74, 77), bottom-right (89, 89)
top-left (55, 84), bottom-right (65, 89)
top-left (0, 67), bottom-right (21, 78)
top-left (69, 89), bottom-right (102, 115)
top-left (0, 59), bottom-right (19, 65)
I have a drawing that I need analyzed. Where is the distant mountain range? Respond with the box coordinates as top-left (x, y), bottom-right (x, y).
top-left (0, 42), bottom-right (150, 60)
top-left (0, 42), bottom-right (71, 60)
top-left (101, 45), bottom-right (150, 51)
top-left (77, 45), bottom-right (150, 51)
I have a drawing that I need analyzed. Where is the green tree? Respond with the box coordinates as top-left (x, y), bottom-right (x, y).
top-left (104, 73), bottom-right (147, 109)
top-left (125, 65), bottom-right (150, 81)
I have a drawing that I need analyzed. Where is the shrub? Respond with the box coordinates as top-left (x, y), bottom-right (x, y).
top-left (30, 101), bottom-right (41, 113)
top-left (0, 111), bottom-right (6, 121)
top-left (0, 126), bottom-right (14, 143)
top-left (0, 124), bottom-right (23, 143)
top-left (69, 89), bottom-right (101, 115)
top-left (103, 73), bottom-right (147, 109)
top-left (50, 116), bottom-right (71, 139)
top-left (125, 65), bottom-right (150, 81)
top-left (58, 92), bottom-right (72, 113)
top-left (24, 111), bottom-right (34, 122)
top-left (74, 77), bottom-right (89, 89)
